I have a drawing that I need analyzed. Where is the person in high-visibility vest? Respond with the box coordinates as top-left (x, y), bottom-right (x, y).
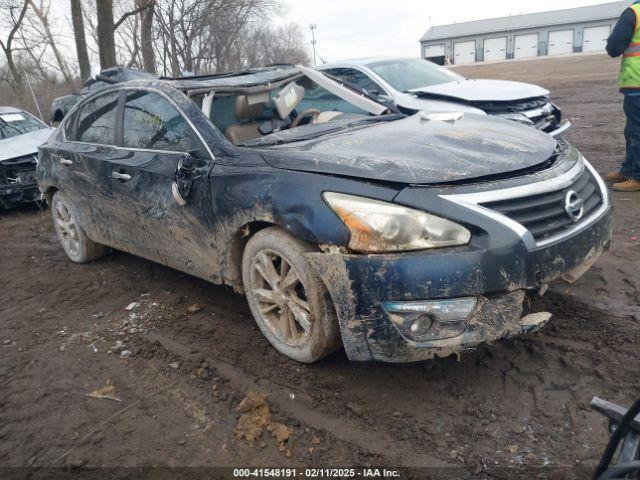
top-left (606, 1), bottom-right (640, 191)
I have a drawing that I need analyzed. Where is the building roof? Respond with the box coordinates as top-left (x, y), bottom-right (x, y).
top-left (421, 1), bottom-right (629, 42)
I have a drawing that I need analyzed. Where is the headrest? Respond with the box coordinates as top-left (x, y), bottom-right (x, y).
top-left (273, 82), bottom-right (305, 120)
top-left (235, 95), bottom-right (264, 120)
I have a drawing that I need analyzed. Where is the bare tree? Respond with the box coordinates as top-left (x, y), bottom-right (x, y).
top-left (96, 0), bottom-right (116, 69)
top-left (138, 0), bottom-right (156, 73)
top-left (27, 0), bottom-right (73, 84)
top-left (70, 0), bottom-right (91, 80)
top-left (0, 0), bottom-right (30, 90)
top-left (153, 0), bottom-right (293, 76)
top-left (240, 22), bottom-right (310, 68)
top-left (93, 0), bottom-right (155, 70)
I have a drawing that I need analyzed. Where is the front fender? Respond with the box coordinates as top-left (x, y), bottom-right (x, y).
top-left (209, 163), bottom-right (400, 289)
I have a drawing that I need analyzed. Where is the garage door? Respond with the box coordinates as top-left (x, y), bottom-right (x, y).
top-left (483, 37), bottom-right (507, 62)
top-left (454, 41), bottom-right (476, 65)
top-left (548, 30), bottom-right (574, 56)
top-left (583, 25), bottom-right (611, 52)
top-left (514, 33), bottom-right (539, 59)
top-left (424, 44), bottom-right (445, 58)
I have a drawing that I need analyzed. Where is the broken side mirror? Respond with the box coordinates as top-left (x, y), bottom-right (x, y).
top-left (171, 151), bottom-right (198, 207)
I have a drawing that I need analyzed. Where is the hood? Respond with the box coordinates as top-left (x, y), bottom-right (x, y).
top-left (0, 128), bottom-right (53, 162)
top-left (410, 79), bottom-right (549, 103)
top-left (260, 113), bottom-right (557, 184)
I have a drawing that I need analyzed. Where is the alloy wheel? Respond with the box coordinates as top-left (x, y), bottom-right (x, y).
top-left (54, 201), bottom-right (80, 257)
top-left (249, 250), bottom-right (313, 347)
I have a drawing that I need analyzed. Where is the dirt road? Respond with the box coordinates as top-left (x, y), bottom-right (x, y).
top-left (1, 54), bottom-right (639, 479)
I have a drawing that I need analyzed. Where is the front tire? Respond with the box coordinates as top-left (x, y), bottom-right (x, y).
top-left (51, 191), bottom-right (108, 263)
top-left (242, 227), bottom-right (342, 363)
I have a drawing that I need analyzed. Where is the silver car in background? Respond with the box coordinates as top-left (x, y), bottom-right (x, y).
top-left (0, 107), bottom-right (53, 208)
top-left (318, 57), bottom-right (570, 137)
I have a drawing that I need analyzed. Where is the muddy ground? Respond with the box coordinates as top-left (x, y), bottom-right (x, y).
top-left (1, 54), bottom-right (639, 479)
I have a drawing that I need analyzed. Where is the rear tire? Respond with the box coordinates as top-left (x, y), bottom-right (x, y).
top-left (51, 191), bottom-right (108, 263)
top-left (242, 227), bottom-right (342, 363)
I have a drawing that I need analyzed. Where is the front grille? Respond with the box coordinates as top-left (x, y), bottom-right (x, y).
top-left (472, 96), bottom-right (548, 114)
top-left (480, 168), bottom-right (604, 243)
top-left (473, 97), bottom-right (561, 133)
top-left (0, 154), bottom-right (37, 185)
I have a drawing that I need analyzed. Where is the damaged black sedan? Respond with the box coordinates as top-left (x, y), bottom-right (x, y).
top-left (37, 65), bottom-right (612, 363)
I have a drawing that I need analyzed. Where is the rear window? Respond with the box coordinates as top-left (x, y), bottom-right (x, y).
top-left (0, 112), bottom-right (46, 140)
top-left (123, 91), bottom-right (194, 151)
top-left (72, 92), bottom-right (120, 145)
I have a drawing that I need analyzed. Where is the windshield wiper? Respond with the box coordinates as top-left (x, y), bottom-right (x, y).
top-left (242, 114), bottom-right (405, 147)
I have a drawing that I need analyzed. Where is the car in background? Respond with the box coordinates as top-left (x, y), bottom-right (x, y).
top-left (0, 107), bottom-right (53, 208)
top-left (50, 67), bottom-right (155, 123)
top-left (318, 57), bottom-right (570, 137)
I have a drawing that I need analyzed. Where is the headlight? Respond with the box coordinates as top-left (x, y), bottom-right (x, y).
top-left (323, 192), bottom-right (471, 253)
top-left (496, 113), bottom-right (534, 126)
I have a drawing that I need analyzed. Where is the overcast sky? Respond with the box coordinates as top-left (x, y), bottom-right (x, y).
top-left (279, 0), bottom-right (627, 63)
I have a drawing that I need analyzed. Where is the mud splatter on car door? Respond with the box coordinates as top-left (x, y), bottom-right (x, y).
top-left (100, 88), bottom-right (218, 279)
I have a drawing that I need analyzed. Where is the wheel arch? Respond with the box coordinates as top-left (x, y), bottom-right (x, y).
top-left (51, 109), bottom-right (65, 123)
top-left (223, 216), bottom-right (329, 293)
top-left (42, 185), bottom-right (59, 205)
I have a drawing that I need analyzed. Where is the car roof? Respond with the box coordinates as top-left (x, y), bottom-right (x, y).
top-left (318, 56), bottom-right (422, 70)
top-left (165, 65), bottom-right (301, 91)
top-left (0, 106), bottom-right (26, 115)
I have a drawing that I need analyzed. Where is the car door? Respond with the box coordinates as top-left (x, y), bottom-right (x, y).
top-left (100, 87), bottom-right (218, 281)
top-left (49, 90), bottom-right (122, 245)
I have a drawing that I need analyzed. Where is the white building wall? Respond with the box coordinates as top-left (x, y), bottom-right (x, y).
top-left (421, 17), bottom-right (619, 64)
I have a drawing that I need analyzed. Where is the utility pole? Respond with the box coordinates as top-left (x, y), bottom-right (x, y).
top-left (309, 24), bottom-right (318, 66)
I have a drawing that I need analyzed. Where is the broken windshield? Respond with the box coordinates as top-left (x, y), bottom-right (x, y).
top-left (197, 66), bottom-right (392, 146)
top-left (241, 114), bottom-right (404, 147)
top-left (0, 112), bottom-right (47, 140)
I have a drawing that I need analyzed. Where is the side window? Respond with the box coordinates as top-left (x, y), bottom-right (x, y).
top-left (72, 92), bottom-right (120, 144)
top-left (326, 68), bottom-right (385, 95)
top-left (123, 91), bottom-right (193, 151)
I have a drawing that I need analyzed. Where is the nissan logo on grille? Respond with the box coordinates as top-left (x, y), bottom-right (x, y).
top-left (564, 190), bottom-right (585, 222)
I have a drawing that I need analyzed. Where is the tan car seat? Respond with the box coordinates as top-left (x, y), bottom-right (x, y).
top-left (225, 96), bottom-right (265, 145)
top-left (273, 82), bottom-right (305, 120)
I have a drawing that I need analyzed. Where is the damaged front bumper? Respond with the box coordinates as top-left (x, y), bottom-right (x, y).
top-left (0, 155), bottom-right (39, 208)
top-left (307, 204), bottom-right (612, 363)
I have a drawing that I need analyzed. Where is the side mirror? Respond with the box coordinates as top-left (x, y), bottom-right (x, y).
top-left (172, 152), bottom-right (198, 207)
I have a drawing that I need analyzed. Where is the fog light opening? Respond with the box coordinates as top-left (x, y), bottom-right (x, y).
top-left (409, 314), bottom-right (435, 336)
top-left (384, 297), bottom-right (479, 342)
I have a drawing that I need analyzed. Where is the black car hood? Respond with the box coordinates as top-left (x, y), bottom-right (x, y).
top-left (258, 113), bottom-right (557, 184)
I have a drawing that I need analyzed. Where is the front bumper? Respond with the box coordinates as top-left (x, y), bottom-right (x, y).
top-left (0, 155), bottom-right (39, 208)
top-left (493, 101), bottom-right (569, 136)
top-left (549, 121), bottom-right (571, 138)
top-left (0, 183), bottom-right (39, 208)
top-left (307, 205), bottom-right (612, 362)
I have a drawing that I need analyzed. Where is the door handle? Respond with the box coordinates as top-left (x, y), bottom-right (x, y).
top-left (59, 158), bottom-right (73, 165)
top-left (111, 171), bottom-right (132, 181)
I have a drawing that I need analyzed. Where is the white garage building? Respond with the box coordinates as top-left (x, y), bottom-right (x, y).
top-left (420, 1), bottom-right (628, 65)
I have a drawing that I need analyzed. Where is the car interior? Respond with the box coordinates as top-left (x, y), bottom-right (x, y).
top-left (202, 76), bottom-right (370, 145)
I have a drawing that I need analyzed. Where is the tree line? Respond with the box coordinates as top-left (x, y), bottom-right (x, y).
top-left (0, 0), bottom-right (310, 94)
